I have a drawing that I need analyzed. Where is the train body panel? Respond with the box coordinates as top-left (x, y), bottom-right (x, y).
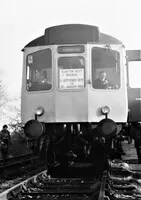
top-left (128, 88), bottom-right (141, 122)
top-left (22, 89), bottom-right (128, 123)
top-left (21, 43), bottom-right (128, 123)
top-left (21, 46), bottom-right (55, 123)
top-left (126, 50), bottom-right (141, 122)
top-left (21, 92), bottom-right (55, 122)
top-left (88, 44), bottom-right (128, 122)
top-left (55, 91), bottom-right (88, 122)
top-left (88, 90), bottom-right (128, 122)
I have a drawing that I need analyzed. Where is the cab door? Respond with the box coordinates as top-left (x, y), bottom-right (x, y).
top-left (88, 44), bottom-right (128, 122)
top-left (126, 50), bottom-right (141, 122)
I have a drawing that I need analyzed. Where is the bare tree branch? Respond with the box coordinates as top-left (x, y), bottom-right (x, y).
top-left (7, 96), bottom-right (21, 123)
top-left (0, 70), bottom-right (22, 128)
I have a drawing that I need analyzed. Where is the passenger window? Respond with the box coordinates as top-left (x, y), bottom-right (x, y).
top-left (91, 46), bottom-right (120, 90)
top-left (128, 61), bottom-right (141, 88)
top-left (26, 49), bottom-right (52, 91)
top-left (58, 56), bottom-right (85, 90)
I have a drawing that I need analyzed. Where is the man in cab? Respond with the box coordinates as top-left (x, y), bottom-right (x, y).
top-left (93, 71), bottom-right (118, 89)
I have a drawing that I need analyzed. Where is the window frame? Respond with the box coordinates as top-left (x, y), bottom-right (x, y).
top-left (91, 45), bottom-right (121, 90)
top-left (26, 48), bottom-right (52, 92)
top-left (57, 55), bottom-right (86, 91)
top-left (128, 61), bottom-right (141, 89)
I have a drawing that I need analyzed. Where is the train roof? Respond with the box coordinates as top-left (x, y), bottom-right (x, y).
top-left (24, 24), bottom-right (123, 49)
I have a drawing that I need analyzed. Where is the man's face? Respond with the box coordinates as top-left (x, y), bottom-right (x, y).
top-left (99, 72), bottom-right (106, 81)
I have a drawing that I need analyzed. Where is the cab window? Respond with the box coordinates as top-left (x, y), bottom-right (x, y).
top-left (92, 46), bottom-right (120, 89)
top-left (26, 49), bottom-right (52, 91)
top-left (58, 56), bottom-right (85, 90)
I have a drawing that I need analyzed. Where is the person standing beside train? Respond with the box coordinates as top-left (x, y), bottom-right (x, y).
top-left (0, 125), bottom-right (11, 163)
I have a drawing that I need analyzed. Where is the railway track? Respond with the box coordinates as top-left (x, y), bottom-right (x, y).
top-left (1, 141), bottom-right (139, 200)
top-left (2, 159), bottom-right (141, 200)
top-left (0, 153), bottom-right (38, 170)
top-left (105, 159), bottom-right (141, 199)
top-left (2, 160), bottom-right (141, 200)
top-left (0, 163), bottom-right (107, 200)
top-left (0, 162), bottom-right (47, 194)
top-left (0, 153), bottom-right (45, 183)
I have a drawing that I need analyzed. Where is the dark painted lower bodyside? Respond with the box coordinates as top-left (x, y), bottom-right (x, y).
top-left (128, 88), bottom-right (141, 122)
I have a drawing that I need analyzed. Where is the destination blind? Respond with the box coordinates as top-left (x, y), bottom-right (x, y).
top-left (59, 68), bottom-right (84, 89)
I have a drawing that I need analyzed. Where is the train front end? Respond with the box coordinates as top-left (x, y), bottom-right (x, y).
top-left (21, 24), bottom-right (128, 168)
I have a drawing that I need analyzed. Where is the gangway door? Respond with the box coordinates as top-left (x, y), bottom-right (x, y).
top-left (126, 50), bottom-right (141, 122)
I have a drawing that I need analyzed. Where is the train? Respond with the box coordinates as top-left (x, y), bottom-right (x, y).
top-left (21, 24), bottom-right (141, 168)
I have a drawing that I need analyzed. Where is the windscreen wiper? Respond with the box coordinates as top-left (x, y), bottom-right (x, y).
top-left (104, 45), bottom-right (117, 62)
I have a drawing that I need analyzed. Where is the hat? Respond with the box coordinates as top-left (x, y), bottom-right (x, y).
top-left (3, 125), bottom-right (8, 129)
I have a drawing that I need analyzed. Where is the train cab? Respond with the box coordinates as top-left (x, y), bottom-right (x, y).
top-left (22, 24), bottom-right (130, 167)
top-left (22, 24), bottom-right (127, 125)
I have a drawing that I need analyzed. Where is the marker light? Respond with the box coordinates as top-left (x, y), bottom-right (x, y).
top-left (35, 107), bottom-right (44, 116)
top-left (101, 106), bottom-right (110, 115)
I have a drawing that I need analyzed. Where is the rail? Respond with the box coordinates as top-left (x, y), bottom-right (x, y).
top-left (0, 162), bottom-right (110, 200)
top-left (0, 153), bottom-right (38, 169)
top-left (98, 171), bottom-right (107, 200)
top-left (0, 170), bottom-right (47, 200)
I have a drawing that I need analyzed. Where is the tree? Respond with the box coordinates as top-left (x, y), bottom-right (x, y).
top-left (8, 96), bottom-right (21, 124)
top-left (0, 70), bottom-right (10, 124)
top-left (7, 97), bottom-right (33, 156)
top-left (8, 122), bottom-right (31, 156)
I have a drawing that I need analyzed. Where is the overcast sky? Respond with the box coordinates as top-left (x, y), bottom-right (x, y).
top-left (0, 0), bottom-right (141, 98)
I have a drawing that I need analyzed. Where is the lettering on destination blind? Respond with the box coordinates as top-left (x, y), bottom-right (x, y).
top-left (60, 69), bottom-right (84, 89)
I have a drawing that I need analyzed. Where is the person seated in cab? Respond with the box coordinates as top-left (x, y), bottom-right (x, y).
top-left (93, 71), bottom-right (118, 89)
top-left (29, 71), bottom-right (52, 91)
top-left (38, 71), bottom-right (52, 90)
top-left (93, 71), bottom-right (109, 89)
